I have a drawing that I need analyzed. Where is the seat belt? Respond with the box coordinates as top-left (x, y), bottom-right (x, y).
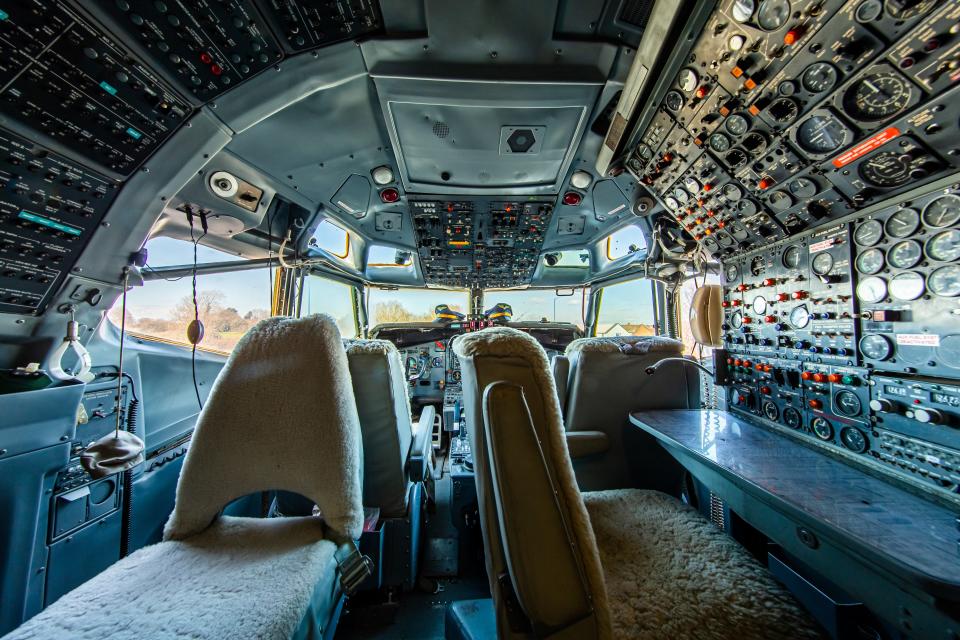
top-left (334, 541), bottom-right (374, 596)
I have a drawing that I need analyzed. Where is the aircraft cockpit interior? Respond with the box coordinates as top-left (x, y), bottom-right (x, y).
top-left (0, 0), bottom-right (959, 638)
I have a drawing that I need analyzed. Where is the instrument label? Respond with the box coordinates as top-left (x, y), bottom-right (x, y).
top-left (831, 127), bottom-right (900, 168)
top-left (895, 333), bottom-right (940, 347)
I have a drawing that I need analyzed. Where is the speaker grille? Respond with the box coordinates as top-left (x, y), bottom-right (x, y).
top-left (618, 0), bottom-right (655, 30)
top-left (432, 122), bottom-right (450, 139)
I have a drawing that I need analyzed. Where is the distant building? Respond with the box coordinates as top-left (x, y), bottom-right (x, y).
top-left (599, 323), bottom-right (655, 337)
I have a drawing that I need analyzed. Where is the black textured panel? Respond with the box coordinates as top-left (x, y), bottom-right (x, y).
top-left (617, 0), bottom-right (654, 31)
top-left (255, 0), bottom-right (381, 53)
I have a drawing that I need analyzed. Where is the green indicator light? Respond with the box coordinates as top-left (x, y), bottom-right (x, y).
top-left (99, 81), bottom-right (118, 95)
top-left (0, 10), bottom-right (8, 20)
top-left (841, 375), bottom-right (855, 385)
top-left (18, 211), bottom-right (82, 236)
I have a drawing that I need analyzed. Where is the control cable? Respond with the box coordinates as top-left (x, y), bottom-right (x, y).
top-left (188, 213), bottom-right (207, 412)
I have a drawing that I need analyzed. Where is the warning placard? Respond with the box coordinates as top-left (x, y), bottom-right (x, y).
top-left (895, 333), bottom-right (940, 347)
top-left (831, 127), bottom-right (900, 168)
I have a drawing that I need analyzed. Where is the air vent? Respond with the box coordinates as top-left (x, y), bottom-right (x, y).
top-left (618, 0), bottom-right (655, 30)
top-left (432, 122), bottom-right (450, 139)
top-left (709, 493), bottom-right (726, 531)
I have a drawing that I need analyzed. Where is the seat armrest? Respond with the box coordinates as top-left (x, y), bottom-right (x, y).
top-left (408, 405), bottom-right (436, 481)
top-left (565, 431), bottom-right (609, 459)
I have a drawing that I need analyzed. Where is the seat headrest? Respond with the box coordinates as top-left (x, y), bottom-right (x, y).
top-left (164, 314), bottom-right (364, 543)
top-left (564, 335), bottom-right (683, 356)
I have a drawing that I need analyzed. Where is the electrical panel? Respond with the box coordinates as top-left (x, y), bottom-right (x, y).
top-left (256, 0), bottom-right (382, 53)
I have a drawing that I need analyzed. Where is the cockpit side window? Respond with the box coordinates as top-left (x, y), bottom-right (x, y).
top-left (300, 275), bottom-right (359, 337)
top-left (595, 278), bottom-right (656, 337)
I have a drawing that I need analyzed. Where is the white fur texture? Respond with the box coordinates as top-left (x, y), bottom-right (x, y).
top-left (3, 517), bottom-right (337, 640)
top-left (165, 314), bottom-right (363, 542)
top-left (454, 327), bottom-right (614, 638)
top-left (583, 489), bottom-right (824, 640)
top-left (565, 335), bottom-right (683, 355)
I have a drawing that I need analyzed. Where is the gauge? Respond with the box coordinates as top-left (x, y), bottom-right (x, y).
top-left (636, 143), bottom-right (653, 161)
top-left (843, 71), bottom-right (914, 121)
top-left (840, 427), bottom-right (868, 453)
top-left (768, 97), bottom-right (799, 124)
top-left (860, 152), bottom-right (912, 187)
top-left (728, 34), bottom-right (747, 51)
top-left (725, 264), bottom-right (740, 282)
top-left (768, 190), bottom-right (793, 212)
top-left (762, 400), bottom-right (779, 421)
top-left (889, 271), bottom-right (925, 300)
top-left (738, 199), bottom-right (759, 216)
top-left (811, 417), bottom-right (833, 441)
top-left (887, 240), bottom-right (922, 269)
top-left (926, 230), bottom-right (960, 262)
top-left (783, 406), bottom-right (802, 429)
top-left (750, 255), bottom-right (767, 276)
top-left (884, 0), bottom-right (936, 20)
top-left (833, 390), bottom-right (862, 417)
top-left (782, 245), bottom-right (802, 269)
top-left (665, 90), bottom-right (684, 111)
top-left (855, 248), bottom-right (885, 275)
top-left (730, 310), bottom-right (744, 328)
top-left (664, 196), bottom-right (680, 210)
top-left (929, 265), bottom-right (960, 297)
top-left (856, 276), bottom-right (888, 303)
top-left (725, 114), bottom-right (750, 137)
top-left (855, 0), bottom-right (883, 22)
top-left (796, 114), bottom-right (848, 154)
top-left (674, 186), bottom-right (690, 203)
top-left (684, 177), bottom-right (702, 193)
top-left (678, 68), bottom-right (699, 93)
top-left (752, 295), bottom-right (768, 314)
top-left (884, 208), bottom-right (920, 238)
top-left (757, 0), bottom-right (791, 30)
top-left (788, 177), bottom-right (818, 198)
top-left (431, 356), bottom-right (443, 368)
top-left (452, 370), bottom-right (461, 382)
top-left (741, 131), bottom-right (768, 155)
top-left (709, 132), bottom-right (731, 153)
top-left (725, 149), bottom-right (748, 168)
top-left (789, 304), bottom-right (810, 329)
top-left (801, 62), bottom-right (838, 94)
top-left (921, 194), bottom-right (960, 228)
top-left (854, 219), bottom-right (883, 246)
top-left (811, 252), bottom-right (834, 276)
top-left (722, 183), bottom-right (743, 201)
top-left (731, 0), bottom-right (756, 22)
top-left (859, 335), bottom-right (892, 361)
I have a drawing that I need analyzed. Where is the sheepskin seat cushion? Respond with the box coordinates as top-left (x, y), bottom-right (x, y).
top-left (3, 517), bottom-right (339, 640)
top-left (565, 335), bottom-right (683, 356)
top-left (583, 489), bottom-right (824, 640)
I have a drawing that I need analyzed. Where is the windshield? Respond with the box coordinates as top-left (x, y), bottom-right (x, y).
top-left (483, 288), bottom-right (588, 328)
top-left (367, 287), bottom-right (469, 326)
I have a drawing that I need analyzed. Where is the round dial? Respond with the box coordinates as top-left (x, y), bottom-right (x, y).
top-left (854, 219), bottom-right (883, 246)
top-left (790, 304), bottom-right (811, 328)
top-left (636, 143), bottom-right (653, 161)
top-left (738, 199), bottom-right (759, 216)
top-left (796, 114), bottom-right (848, 154)
top-left (840, 427), bottom-right (868, 453)
top-left (722, 183), bottom-right (744, 201)
top-left (860, 334), bottom-right (893, 360)
top-left (855, 0), bottom-right (883, 22)
top-left (741, 131), bottom-right (769, 155)
top-left (887, 240), bottom-right (923, 269)
top-left (811, 417), bottom-right (833, 441)
top-left (730, 310), bottom-right (744, 328)
top-left (757, 0), bottom-right (792, 30)
top-left (778, 80), bottom-right (797, 95)
top-left (684, 177), bottom-right (702, 194)
top-left (788, 177), bottom-right (818, 198)
top-left (884, 0), bottom-right (936, 20)
top-left (801, 62), bottom-right (838, 94)
top-left (783, 406), bottom-right (802, 429)
top-left (674, 186), bottom-right (690, 203)
top-left (928, 265), bottom-right (960, 297)
top-left (835, 390), bottom-right (862, 417)
top-left (889, 271), bottom-right (925, 300)
top-left (884, 208), bottom-right (920, 238)
top-left (432, 356), bottom-right (443, 368)
top-left (921, 194), bottom-right (960, 228)
top-left (768, 97), bottom-right (799, 124)
top-left (762, 400), bottom-right (779, 421)
top-left (664, 196), bottom-right (680, 210)
top-left (782, 245), bottom-right (802, 269)
top-left (812, 252), bottom-right (834, 276)
top-left (678, 68), bottom-right (699, 93)
top-left (855, 248), bottom-right (885, 275)
top-left (732, 0), bottom-right (756, 22)
top-left (725, 149), bottom-right (748, 168)
top-left (856, 276), bottom-right (888, 303)
top-left (709, 132), bottom-right (731, 153)
top-left (843, 71), bottom-right (914, 121)
top-left (725, 114), bottom-right (750, 137)
top-left (860, 152), bottom-right (913, 187)
top-left (725, 264), bottom-right (740, 282)
top-left (665, 90), bottom-right (684, 111)
top-left (926, 230), bottom-right (960, 262)
top-left (752, 295), bottom-right (768, 315)
top-left (768, 190), bottom-right (794, 212)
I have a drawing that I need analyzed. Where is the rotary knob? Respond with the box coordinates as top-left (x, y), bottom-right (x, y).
top-left (913, 408), bottom-right (943, 424)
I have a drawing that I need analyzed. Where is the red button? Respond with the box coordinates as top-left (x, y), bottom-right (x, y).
top-left (760, 386), bottom-right (771, 395)
top-left (562, 192), bottom-right (582, 206)
top-left (808, 399), bottom-right (823, 410)
top-left (380, 188), bottom-right (400, 203)
top-left (734, 359), bottom-right (742, 366)
top-left (792, 291), bottom-right (807, 300)
top-left (801, 372), bottom-right (812, 381)
top-left (758, 177), bottom-right (773, 190)
top-left (763, 365), bottom-right (773, 373)
top-left (742, 360), bottom-right (752, 368)
top-left (727, 358), bottom-right (734, 365)
top-left (755, 363), bottom-right (764, 370)
top-left (827, 373), bottom-right (841, 383)
top-left (732, 299), bottom-right (742, 307)
top-left (743, 316), bottom-right (753, 324)
top-left (776, 293), bottom-right (789, 302)
top-left (812, 373), bottom-right (826, 383)
top-left (783, 29), bottom-right (801, 46)
top-left (737, 284), bottom-right (748, 292)
top-left (721, 301), bottom-right (730, 308)
top-left (703, 183), bottom-right (714, 192)
top-left (763, 278), bottom-right (776, 286)
top-left (765, 315), bottom-right (776, 323)
top-left (695, 85), bottom-right (711, 99)
top-left (662, 153), bottom-right (674, 162)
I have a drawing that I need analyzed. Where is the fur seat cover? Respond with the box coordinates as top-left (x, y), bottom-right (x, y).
top-left (584, 489), bottom-right (824, 640)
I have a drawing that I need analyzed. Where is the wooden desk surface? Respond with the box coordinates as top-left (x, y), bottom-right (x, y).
top-left (629, 409), bottom-right (960, 596)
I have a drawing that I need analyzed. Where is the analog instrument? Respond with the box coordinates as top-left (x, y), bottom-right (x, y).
top-left (887, 240), bottom-right (922, 269)
top-left (752, 295), bottom-right (768, 315)
top-left (678, 68), bottom-right (699, 92)
top-left (782, 245), bottom-right (802, 269)
top-left (674, 186), bottom-right (690, 202)
top-left (796, 114), bottom-right (848, 154)
top-left (860, 152), bottom-right (912, 187)
top-left (855, 0), bottom-right (883, 22)
top-left (788, 177), bottom-right (818, 198)
top-left (732, 0), bottom-right (756, 23)
top-left (684, 177), bottom-right (702, 194)
top-left (742, 131), bottom-right (768, 155)
top-left (929, 265), bottom-right (960, 297)
top-left (856, 248), bottom-right (884, 274)
top-left (730, 310), bottom-right (744, 328)
top-left (840, 427), bottom-right (868, 453)
top-left (860, 334), bottom-right (893, 360)
top-left (926, 230), bottom-right (960, 262)
top-left (856, 276), bottom-right (888, 303)
top-left (431, 356), bottom-right (443, 368)
top-left (835, 390), bottom-right (862, 417)
top-left (801, 62), bottom-right (838, 94)
top-left (884, 208), bottom-right (920, 238)
top-left (722, 183), bottom-right (744, 201)
top-left (664, 196), bottom-right (680, 210)
top-left (709, 132), bottom-right (731, 153)
top-left (768, 97), bottom-right (799, 124)
top-left (768, 190), bottom-right (794, 212)
top-left (665, 90), bottom-right (684, 111)
top-left (783, 406), bottom-right (802, 429)
top-left (843, 71), bottom-right (914, 121)
top-left (811, 252), bottom-right (834, 276)
top-left (811, 417), bottom-right (833, 441)
top-left (738, 200), bottom-right (759, 216)
top-left (889, 271), bottom-right (925, 300)
top-left (725, 264), bottom-right (740, 282)
top-left (635, 144), bottom-right (653, 161)
top-left (757, 0), bottom-right (791, 31)
top-left (921, 194), bottom-right (960, 228)
top-left (750, 255), bottom-right (767, 276)
top-left (725, 114), bottom-right (750, 137)
top-left (725, 149), bottom-right (748, 168)
top-left (762, 400), bottom-right (779, 421)
top-left (790, 304), bottom-right (811, 328)
top-left (854, 219), bottom-right (883, 246)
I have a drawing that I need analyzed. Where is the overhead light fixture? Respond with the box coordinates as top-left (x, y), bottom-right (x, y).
top-left (371, 165), bottom-right (394, 185)
top-left (570, 170), bottom-right (592, 189)
top-left (544, 252), bottom-right (560, 266)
